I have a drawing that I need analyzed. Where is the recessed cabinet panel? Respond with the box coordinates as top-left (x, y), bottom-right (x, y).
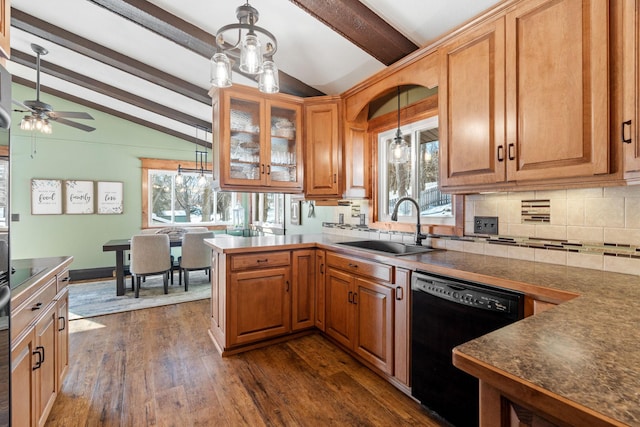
top-left (440, 17), bottom-right (506, 187)
top-left (506, 0), bottom-right (609, 181)
top-left (304, 100), bottom-right (341, 198)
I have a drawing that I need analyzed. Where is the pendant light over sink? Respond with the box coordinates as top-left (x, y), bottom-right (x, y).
top-left (210, 1), bottom-right (280, 94)
top-left (388, 87), bottom-right (410, 164)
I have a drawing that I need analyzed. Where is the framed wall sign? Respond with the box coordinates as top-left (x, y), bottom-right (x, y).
top-left (31, 179), bottom-right (62, 215)
top-left (97, 181), bottom-right (123, 214)
top-left (64, 180), bottom-right (94, 214)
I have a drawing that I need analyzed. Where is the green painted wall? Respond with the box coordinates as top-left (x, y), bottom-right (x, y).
top-left (10, 83), bottom-right (201, 271)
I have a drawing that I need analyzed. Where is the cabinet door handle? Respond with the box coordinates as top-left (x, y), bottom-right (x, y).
top-left (508, 143), bottom-right (515, 160)
top-left (395, 286), bottom-right (404, 301)
top-left (59, 315), bottom-right (66, 332)
top-left (622, 120), bottom-right (632, 144)
top-left (33, 346), bottom-right (44, 371)
top-left (333, 174), bottom-right (337, 184)
top-left (261, 164), bottom-right (265, 174)
top-left (348, 263), bottom-right (358, 269)
top-left (320, 263), bottom-right (324, 274)
top-left (348, 291), bottom-right (353, 303)
top-left (61, 276), bottom-right (70, 283)
top-left (352, 292), bottom-right (358, 305)
top-left (285, 281), bottom-right (290, 292)
top-left (31, 302), bottom-right (43, 311)
top-left (497, 145), bottom-right (504, 162)
top-left (266, 164), bottom-right (271, 175)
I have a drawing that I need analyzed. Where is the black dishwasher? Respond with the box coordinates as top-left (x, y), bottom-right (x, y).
top-left (411, 271), bottom-right (524, 427)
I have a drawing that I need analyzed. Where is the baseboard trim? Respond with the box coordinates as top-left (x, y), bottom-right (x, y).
top-left (70, 266), bottom-right (130, 282)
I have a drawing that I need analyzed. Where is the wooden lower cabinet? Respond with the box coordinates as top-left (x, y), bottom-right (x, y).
top-left (211, 249), bottom-right (318, 353)
top-left (56, 289), bottom-right (69, 389)
top-left (292, 249), bottom-right (315, 331)
top-left (11, 328), bottom-right (37, 427)
top-left (229, 266), bottom-right (291, 346)
top-left (11, 262), bottom-right (72, 427)
top-left (314, 250), bottom-right (326, 331)
top-left (325, 257), bottom-right (395, 375)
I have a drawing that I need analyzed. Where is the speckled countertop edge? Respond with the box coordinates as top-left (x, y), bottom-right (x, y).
top-left (206, 234), bottom-right (640, 425)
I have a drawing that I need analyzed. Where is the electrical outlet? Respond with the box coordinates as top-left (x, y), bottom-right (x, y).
top-left (474, 216), bottom-right (498, 235)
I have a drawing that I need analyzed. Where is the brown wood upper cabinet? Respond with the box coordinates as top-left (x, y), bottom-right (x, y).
top-left (0, 0), bottom-right (9, 60)
top-left (304, 97), bottom-right (342, 198)
top-left (211, 85), bottom-right (303, 192)
top-left (439, 0), bottom-right (609, 192)
top-left (622, 0), bottom-right (640, 176)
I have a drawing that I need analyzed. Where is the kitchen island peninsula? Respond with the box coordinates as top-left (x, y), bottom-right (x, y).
top-left (206, 234), bottom-right (639, 426)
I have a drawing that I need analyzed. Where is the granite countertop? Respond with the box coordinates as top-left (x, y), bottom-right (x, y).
top-left (11, 256), bottom-right (74, 307)
top-left (206, 234), bottom-right (640, 425)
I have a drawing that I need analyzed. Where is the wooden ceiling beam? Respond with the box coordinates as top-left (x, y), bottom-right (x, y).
top-left (289, 0), bottom-right (419, 66)
top-left (87, 0), bottom-right (325, 97)
top-left (12, 49), bottom-right (211, 131)
top-left (11, 8), bottom-right (212, 105)
top-left (12, 75), bottom-right (210, 147)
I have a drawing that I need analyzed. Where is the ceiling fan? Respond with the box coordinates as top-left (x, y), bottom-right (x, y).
top-left (13, 43), bottom-right (96, 133)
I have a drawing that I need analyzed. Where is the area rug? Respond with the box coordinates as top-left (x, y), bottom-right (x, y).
top-left (68, 271), bottom-right (211, 320)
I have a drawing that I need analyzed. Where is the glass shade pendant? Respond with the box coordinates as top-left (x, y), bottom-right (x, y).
top-left (388, 132), bottom-right (410, 164)
top-left (210, 53), bottom-right (232, 88)
top-left (259, 60), bottom-right (279, 94)
top-left (389, 87), bottom-right (410, 164)
top-left (240, 33), bottom-right (262, 74)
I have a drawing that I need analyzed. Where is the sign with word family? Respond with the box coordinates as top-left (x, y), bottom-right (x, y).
top-left (31, 179), bottom-right (62, 215)
top-left (64, 180), bottom-right (94, 214)
top-left (97, 181), bottom-right (123, 214)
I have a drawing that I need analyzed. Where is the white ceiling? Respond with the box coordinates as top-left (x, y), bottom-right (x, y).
top-left (6, 0), bottom-right (500, 141)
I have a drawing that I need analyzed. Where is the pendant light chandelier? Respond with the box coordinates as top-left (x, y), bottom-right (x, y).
top-left (176, 126), bottom-right (212, 187)
top-left (388, 87), bottom-right (410, 164)
top-left (210, 1), bottom-right (280, 94)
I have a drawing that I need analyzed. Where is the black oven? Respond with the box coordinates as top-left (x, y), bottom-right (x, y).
top-left (0, 61), bottom-right (11, 426)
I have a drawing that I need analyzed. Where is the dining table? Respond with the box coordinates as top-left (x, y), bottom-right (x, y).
top-left (102, 238), bottom-right (184, 296)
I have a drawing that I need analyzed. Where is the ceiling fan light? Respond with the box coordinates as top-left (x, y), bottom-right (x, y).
top-left (259, 60), bottom-right (279, 93)
top-left (210, 53), bottom-right (232, 88)
top-left (240, 33), bottom-right (263, 74)
top-left (42, 120), bottom-right (52, 134)
top-left (35, 118), bottom-right (44, 131)
top-left (20, 116), bottom-right (32, 131)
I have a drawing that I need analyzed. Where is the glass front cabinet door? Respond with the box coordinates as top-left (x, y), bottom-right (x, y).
top-left (214, 85), bottom-right (303, 192)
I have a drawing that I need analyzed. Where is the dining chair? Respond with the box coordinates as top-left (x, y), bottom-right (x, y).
top-left (178, 231), bottom-right (214, 291)
top-left (186, 227), bottom-right (209, 233)
top-left (130, 234), bottom-right (172, 298)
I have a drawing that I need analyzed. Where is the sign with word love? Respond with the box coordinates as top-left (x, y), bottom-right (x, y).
top-left (97, 181), bottom-right (124, 214)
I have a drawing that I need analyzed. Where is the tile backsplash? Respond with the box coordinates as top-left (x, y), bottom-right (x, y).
top-left (463, 186), bottom-right (640, 275)
top-left (321, 186), bottom-right (640, 276)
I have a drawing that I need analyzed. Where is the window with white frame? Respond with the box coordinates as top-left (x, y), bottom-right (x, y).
top-left (148, 169), bottom-right (234, 226)
top-left (378, 116), bottom-right (452, 222)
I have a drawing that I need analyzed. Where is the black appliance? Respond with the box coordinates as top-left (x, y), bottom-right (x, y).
top-left (411, 271), bottom-right (524, 427)
top-left (0, 61), bottom-right (11, 427)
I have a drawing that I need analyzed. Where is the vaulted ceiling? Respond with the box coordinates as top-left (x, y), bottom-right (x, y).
top-left (7, 0), bottom-right (500, 145)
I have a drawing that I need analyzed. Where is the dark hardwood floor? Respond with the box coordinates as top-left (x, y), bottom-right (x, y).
top-left (45, 299), bottom-right (444, 426)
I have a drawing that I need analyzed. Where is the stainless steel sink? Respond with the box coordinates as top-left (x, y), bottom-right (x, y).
top-left (336, 240), bottom-right (436, 256)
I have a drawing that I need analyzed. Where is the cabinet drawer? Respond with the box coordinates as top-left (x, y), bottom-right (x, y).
top-left (11, 277), bottom-right (57, 338)
top-left (326, 252), bottom-right (393, 283)
top-left (57, 269), bottom-right (70, 293)
top-left (231, 251), bottom-right (290, 271)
